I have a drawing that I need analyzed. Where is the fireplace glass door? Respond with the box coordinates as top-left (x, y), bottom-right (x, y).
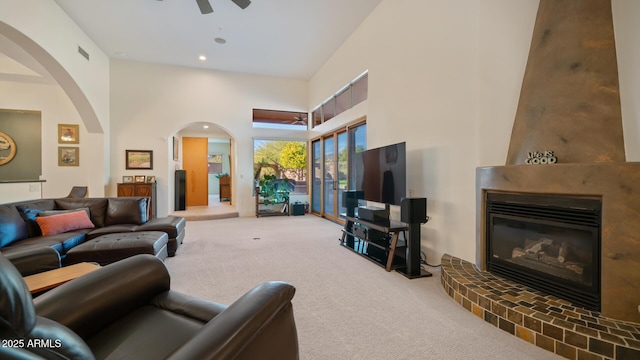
top-left (486, 192), bottom-right (601, 311)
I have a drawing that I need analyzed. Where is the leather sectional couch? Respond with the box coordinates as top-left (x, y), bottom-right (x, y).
top-left (0, 197), bottom-right (185, 274)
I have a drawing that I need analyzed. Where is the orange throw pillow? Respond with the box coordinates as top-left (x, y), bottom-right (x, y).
top-left (35, 210), bottom-right (95, 236)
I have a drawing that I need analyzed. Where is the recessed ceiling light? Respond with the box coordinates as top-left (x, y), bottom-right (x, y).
top-left (203, 125), bottom-right (209, 129)
top-left (198, 55), bottom-right (207, 61)
top-left (214, 37), bottom-right (226, 44)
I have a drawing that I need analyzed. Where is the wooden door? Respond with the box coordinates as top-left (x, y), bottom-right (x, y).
top-left (182, 137), bottom-right (208, 206)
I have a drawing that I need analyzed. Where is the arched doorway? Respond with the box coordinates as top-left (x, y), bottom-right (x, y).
top-left (172, 122), bottom-right (238, 220)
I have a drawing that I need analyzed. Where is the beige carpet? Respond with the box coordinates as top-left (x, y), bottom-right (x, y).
top-left (164, 215), bottom-right (561, 359)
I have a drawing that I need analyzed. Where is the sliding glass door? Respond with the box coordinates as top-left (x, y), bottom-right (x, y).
top-left (335, 131), bottom-right (348, 219)
top-left (311, 140), bottom-right (321, 213)
top-left (323, 135), bottom-right (335, 217)
top-left (310, 121), bottom-right (366, 222)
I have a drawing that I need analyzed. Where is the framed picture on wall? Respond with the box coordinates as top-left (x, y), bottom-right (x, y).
top-left (0, 131), bottom-right (17, 166)
top-left (208, 154), bottom-right (223, 174)
top-left (126, 150), bottom-right (153, 170)
top-left (58, 124), bottom-right (79, 144)
top-left (58, 147), bottom-right (79, 166)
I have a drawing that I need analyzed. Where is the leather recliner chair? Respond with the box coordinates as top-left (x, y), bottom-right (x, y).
top-left (0, 253), bottom-right (299, 360)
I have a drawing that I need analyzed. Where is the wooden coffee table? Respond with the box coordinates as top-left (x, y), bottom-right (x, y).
top-left (23, 262), bottom-right (101, 294)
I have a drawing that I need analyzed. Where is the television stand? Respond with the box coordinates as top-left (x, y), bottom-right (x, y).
top-left (340, 215), bottom-right (431, 278)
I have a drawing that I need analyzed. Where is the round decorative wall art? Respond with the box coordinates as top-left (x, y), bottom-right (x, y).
top-left (0, 131), bottom-right (17, 166)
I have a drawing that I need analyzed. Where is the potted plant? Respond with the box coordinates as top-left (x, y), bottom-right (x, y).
top-left (257, 174), bottom-right (289, 205)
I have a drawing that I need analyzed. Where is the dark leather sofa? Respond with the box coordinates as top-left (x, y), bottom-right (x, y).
top-left (0, 197), bottom-right (186, 274)
top-left (0, 253), bottom-right (299, 360)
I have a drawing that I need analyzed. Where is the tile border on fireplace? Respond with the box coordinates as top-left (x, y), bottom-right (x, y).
top-left (441, 254), bottom-right (640, 360)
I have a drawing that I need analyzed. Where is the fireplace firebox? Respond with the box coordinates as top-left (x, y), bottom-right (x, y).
top-left (486, 192), bottom-right (601, 311)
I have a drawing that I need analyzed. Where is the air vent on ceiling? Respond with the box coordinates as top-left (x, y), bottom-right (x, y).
top-left (78, 46), bottom-right (89, 61)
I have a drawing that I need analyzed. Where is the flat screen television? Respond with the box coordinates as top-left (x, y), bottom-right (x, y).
top-left (354, 142), bottom-right (406, 206)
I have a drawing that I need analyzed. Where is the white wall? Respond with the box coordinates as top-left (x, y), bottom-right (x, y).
top-left (476, 0), bottom-right (538, 166)
top-left (0, 0), bottom-right (110, 195)
top-left (309, 0), bottom-right (640, 265)
top-left (310, 0), bottom-right (495, 264)
top-left (613, 0), bottom-right (640, 160)
top-left (109, 60), bottom-right (309, 217)
top-left (0, 0), bottom-right (109, 133)
top-left (0, 81), bottom-right (103, 198)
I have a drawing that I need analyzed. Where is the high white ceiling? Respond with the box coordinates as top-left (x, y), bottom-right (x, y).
top-left (51, 0), bottom-right (383, 80)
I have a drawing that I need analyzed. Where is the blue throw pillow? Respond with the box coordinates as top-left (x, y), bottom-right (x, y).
top-left (16, 206), bottom-right (43, 237)
top-left (0, 206), bottom-right (30, 247)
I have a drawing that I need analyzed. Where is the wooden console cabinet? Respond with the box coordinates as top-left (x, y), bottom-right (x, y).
top-left (219, 174), bottom-right (231, 202)
top-left (117, 182), bottom-right (156, 219)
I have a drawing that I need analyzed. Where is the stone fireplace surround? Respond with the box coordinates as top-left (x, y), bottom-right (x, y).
top-left (439, 165), bottom-right (640, 359)
top-left (439, 1), bottom-right (640, 358)
top-left (476, 163), bottom-right (640, 324)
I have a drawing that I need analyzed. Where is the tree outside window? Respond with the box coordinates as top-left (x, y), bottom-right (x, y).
top-left (254, 140), bottom-right (307, 194)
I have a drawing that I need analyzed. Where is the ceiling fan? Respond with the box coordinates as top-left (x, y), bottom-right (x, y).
top-left (158, 0), bottom-right (251, 15)
top-left (291, 114), bottom-right (308, 125)
top-left (197, 0), bottom-right (251, 14)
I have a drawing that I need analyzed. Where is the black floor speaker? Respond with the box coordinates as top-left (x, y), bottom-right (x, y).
top-left (398, 197), bottom-right (433, 279)
top-left (175, 170), bottom-right (186, 211)
top-left (401, 197), bottom-right (427, 224)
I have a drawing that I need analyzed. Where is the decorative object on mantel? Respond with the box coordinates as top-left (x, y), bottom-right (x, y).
top-left (126, 150), bottom-right (153, 170)
top-left (525, 150), bottom-right (556, 165)
top-left (0, 131), bottom-right (17, 166)
top-left (58, 147), bottom-right (79, 166)
top-left (58, 124), bottom-right (79, 144)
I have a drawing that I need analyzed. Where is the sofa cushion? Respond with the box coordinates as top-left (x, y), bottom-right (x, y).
top-left (0, 205), bottom-right (28, 248)
top-left (4, 231), bottom-right (88, 255)
top-left (64, 231), bottom-right (168, 266)
top-left (11, 199), bottom-right (56, 211)
top-left (105, 198), bottom-right (148, 226)
top-left (86, 306), bottom-right (203, 359)
top-left (1, 246), bottom-right (61, 276)
top-left (86, 225), bottom-right (137, 240)
top-left (15, 206), bottom-right (44, 238)
top-left (35, 210), bottom-right (95, 236)
top-left (55, 198), bottom-right (107, 228)
top-left (39, 207), bottom-right (91, 218)
top-left (136, 217), bottom-right (186, 239)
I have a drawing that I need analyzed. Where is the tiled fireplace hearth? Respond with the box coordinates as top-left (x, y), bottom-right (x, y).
top-left (441, 254), bottom-right (640, 359)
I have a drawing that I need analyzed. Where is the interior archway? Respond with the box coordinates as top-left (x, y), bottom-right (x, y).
top-left (170, 121), bottom-right (239, 220)
top-left (0, 21), bottom-right (102, 134)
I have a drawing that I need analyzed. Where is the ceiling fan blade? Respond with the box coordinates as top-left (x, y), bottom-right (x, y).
top-left (196, 0), bottom-right (214, 14)
top-left (231, 0), bottom-right (251, 9)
